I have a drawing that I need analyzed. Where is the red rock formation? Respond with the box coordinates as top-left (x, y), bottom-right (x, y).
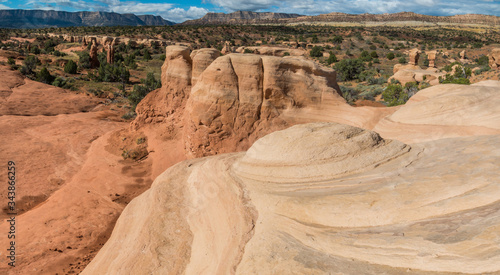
top-left (132, 46), bottom-right (193, 128)
top-left (427, 50), bottom-right (437, 68)
top-left (409, 48), bottom-right (420, 65)
top-left (184, 53), bottom-right (343, 157)
top-left (489, 48), bottom-right (500, 69)
top-left (89, 40), bottom-right (99, 68)
top-left (133, 46), bottom-right (343, 158)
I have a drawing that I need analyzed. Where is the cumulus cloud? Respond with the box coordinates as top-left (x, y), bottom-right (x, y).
top-left (208, 0), bottom-right (500, 16)
top-left (160, 6), bottom-right (209, 23)
top-left (109, 2), bottom-right (174, 14)
top-left (26, 0), bottom-right (92, 11)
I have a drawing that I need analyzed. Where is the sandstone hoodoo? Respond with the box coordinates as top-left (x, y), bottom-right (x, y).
top-left (133, 45), bottom-right (344, 158)
top-left (184, 53), bottom-right (343, 157)
top-left (89, 40), bottom-right (99, 68)
top-left (408, 48), bottom-right (420, 65)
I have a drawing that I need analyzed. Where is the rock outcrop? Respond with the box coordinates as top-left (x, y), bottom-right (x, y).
top-left (408, 48), bottom-right (420, 65)
top-left (390, 64), bottom-right (444, 85)
top-left (89, 40), bottom-right (99, 68)
top-left (190, 48), bottom-right (220, 86)
top-left (184, 53), bottom-right (342, 157)
top-left (490, 48), bottom-right (500, 69)
top-left (133, 46), bottom-right (343, 158)
top-left (132, 46), bottom-right (193, 128)
top-left (427, 50), bottom-right (437, 68)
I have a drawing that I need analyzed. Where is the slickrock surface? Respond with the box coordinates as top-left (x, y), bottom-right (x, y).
top-left (84, 122), bottom-right (500, 274)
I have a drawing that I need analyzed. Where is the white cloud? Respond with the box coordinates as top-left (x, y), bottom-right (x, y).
top-left (0, 3), bottom-right (10, 9)
top-left (208, 0), bottom-right (500, 16)
top-left (109, 2), bottom-right (174, 14)
top-left (160, 6), bottom-right (209, 23)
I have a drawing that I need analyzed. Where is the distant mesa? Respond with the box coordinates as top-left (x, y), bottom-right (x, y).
top-left (182, 11), bottom-right (302, 25)
top-left (182, 11), bottom-right (500, 26)
top-left (0, 9), bottom-right (175, 29)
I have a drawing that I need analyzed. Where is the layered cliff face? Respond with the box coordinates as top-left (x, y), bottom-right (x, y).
top-left (0, 9), bottom-right (174, 29)
top-left (182, 11), bottom-right (499, 26)
top-left (133, 46), bottom-right (344, 157)
top-left (182, 11), bottom-right (302, 25)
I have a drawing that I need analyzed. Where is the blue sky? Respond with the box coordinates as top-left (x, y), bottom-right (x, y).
top-left (0, 0), bottom-right (499, 23)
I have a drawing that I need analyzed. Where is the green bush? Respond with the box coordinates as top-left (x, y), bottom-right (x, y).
top-left (20, 55), bottom-right (40, 76)
top-left (37, 67), bottom-right (55, 84)
top-left (78, 51), bottom-right (91, 69)
top-left (386, 52), bottom-right (395, 60)
top-left (326, 52), bottom-right (338, 65)
top-left (382, 84), bottom-right (408, 106)
top-left (143, 50), bottom-right (151, 61)
top-left (310, 46), bottom-right (323, 58)
top-left (370, 51), bottom-right (378, 58)
top-left (7, 57), bottom-right (15, 66)
top-left (335, 58), bottom-right (365, 81)
top-left (360, 50), bottom-right (372, 62)
top-left (398, 57), bottom-right (407, 64)
top-left (64, 60), bottom-right (78, 74)
top-left (476, 55), bottom-right (489, 66)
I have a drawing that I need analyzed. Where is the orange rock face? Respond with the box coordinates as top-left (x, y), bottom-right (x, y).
top-left (490, 48), bottom-right (500, 69)
top-left (133, 46), bottom-right (343, 158)
top-left (184, 53), bottom-right (342, 157)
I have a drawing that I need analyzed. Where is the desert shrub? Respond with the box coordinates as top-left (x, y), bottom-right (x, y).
top-left (382, 83), bottom-right (408, 106)
top-left (332, 35), bottom-right (343, 44)
top-left (64, 60), bottom-right (78, 74)
top-left (357, 85), bottom-right (384, 101)
top-left (143, 50), bottom-right (151, 61)
top-left (310, 46), bottom-right (323, 57)
top-left (326, 52), bottom-right (337, 65)
top-left (373, 58), bottom-right (380, 64)
top-left (386, 52), bottom-right (395, 60)
top-left (244, 48), bottom-right (253, 53)
top-left (368, 76), bottom-right (387, 85)
top-left (358, 69), bottom-right (377, 82)
top-left (53, 50), bottom-right (66, 57)
top-left (474, 66), bottom-right (490, 75)
top-left (283, 52), bottom-right (290, 56)
top-left (476, 55), bottom-right (489, 66)
top-left (370, 51), bottom-right (378, 58)
top-left (20, 55), bottom-right (40, 76)
top-left (124, 54), bottom-right (137, 69)
top-left (360, 50), bottom-right (372, 62)
top-left (78, 51), bottom-right (91, 69)
top-left (335, 58), bottom-right (365, 81)
top-left (7, 57), bottom-right (15, 66)
top-left (159, 54), bottom-right (166, 60)
top-left (439, 74), bottom-right (470, 85)
top-left (52, 77), bottom-right (75, 90)
top-left (398, 57), bottom-right (407, 64)
top-left (93, 61), bottom-right (130, 86)
top-left (37, 67), bottom-right (55, 84)
top-left (340, 85), bottom-right (358, 104)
